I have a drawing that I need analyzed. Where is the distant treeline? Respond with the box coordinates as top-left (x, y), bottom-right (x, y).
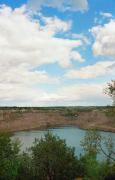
top-left (0, 105), bottom-right (113, 111)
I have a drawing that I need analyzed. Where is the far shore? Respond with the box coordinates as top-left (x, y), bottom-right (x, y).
top-left (0, 107), bottom-right (115, 133)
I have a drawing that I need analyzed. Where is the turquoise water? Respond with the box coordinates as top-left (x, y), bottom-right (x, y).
top-left (13, 126), bottom-right (115, 158)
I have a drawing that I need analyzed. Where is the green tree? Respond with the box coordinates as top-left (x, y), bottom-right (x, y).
top-left (101, 136), bottom-right (115, 164)
top-left (31, 132), bottom-right (79, 180)
top-left (80, 130), bottom-right (115, 180)
top-left (82, 155), bottom-right (100, 180)
top-left (80, 130), bottom-right (101, 157)
top-left (16, 153), bottom-right (33, 180)
top-left (104, 80), bottom-right (115, 106)
top-left (81, 130), bottom-right (115, 161)
top-left (98, 162), bottom-right (115, 180)
top-left (0, 133), bottom-right (20, 180)
top-left (80, 130), bottom-right (105, 180)
top-left (104, 166), bottom-right (115, 180)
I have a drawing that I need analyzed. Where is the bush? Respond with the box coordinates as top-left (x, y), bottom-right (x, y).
top-left (31, 132), bottom-right (79, 180)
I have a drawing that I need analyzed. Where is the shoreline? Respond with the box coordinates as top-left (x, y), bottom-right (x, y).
top-left (12, 124), bottom-right (115, 134)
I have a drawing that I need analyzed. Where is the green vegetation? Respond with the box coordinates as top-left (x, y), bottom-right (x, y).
top-left (0, 131), bottom-right (115, 180)
top-left (104, 80), bottom-right (115, 106)
top-left (31, 133), bottom-right (79, 180)
top-left (81, 130), bottom-right (101, 157)
top-left (0, 133), bottom-right (20, 180)
top-left (64, 108), bottom-right (77, 117)
top-left (80, 130), bottom-right (115, 180)
top-left (0, 105), bottom-right (114, 112)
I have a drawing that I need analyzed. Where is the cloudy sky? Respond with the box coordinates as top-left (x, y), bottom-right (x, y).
top-left (0, 0), bottom-right (115, 106)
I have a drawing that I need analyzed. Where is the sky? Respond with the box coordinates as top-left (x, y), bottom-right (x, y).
top-left (0, 0), bottom-right (115, 106)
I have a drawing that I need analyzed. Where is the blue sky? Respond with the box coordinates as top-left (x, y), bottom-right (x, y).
top-left (0, 0), bottom-right (115, 106)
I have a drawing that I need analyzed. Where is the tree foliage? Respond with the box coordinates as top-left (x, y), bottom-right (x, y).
top-left (80, 130), bottom-right (101, 157)
top-left (0, 133), bottom-right (20, 180)
top-left (0, 131), bottom-right (115, 180)
top-left (81, 129), bottom-right (115, 162)
top-left (31, 132), bottom-right (79, 180)
top-left (80, 130), bottom-right (115, 180)
top-left (104, 80), bottom-right (115, 106)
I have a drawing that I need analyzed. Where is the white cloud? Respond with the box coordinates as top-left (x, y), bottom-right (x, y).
top-left (0, 5), bottom-right (83, 84)
top-left (0, 82), bottom-right (110, 106)
top-left (91, 20), bottom-right (115, 56)
top-left (65, 61), bottom-right (115, 79)
top-left (0, 5), bottom-right (112, 106)
top-left (41, 16), bottom-right (72, 35)
top-left (56, 83), bottom-right (110, 105)
top-left (0, 65), bottom-right (59, 85)
top-left (27, 0), bottom-right (88, 12)
top-left (0, 5), bottom-right (86, 105)
top-left (0, 5), bottom-right (83, 69)
top-left (100, 12), bottom-right (113, 18)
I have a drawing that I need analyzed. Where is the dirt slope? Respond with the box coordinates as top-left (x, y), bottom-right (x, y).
top-left (0, 109), bottom-right (115, 132)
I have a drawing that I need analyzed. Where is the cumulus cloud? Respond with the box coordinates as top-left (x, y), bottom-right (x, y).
top-left (0, 5), bottom-right (112, 106)
top-left (27, 0), bottom-right (88, 12)
top-left (0, 5), bottom-right (86, 105)
top-left (91, 20), bottom-right (115, 56)
top-left (65, 61), bottom-right (115, 79)
top-left (0, 5), bottom-right (83, 85)
top-left (0, 5), bottom-right (83, 69)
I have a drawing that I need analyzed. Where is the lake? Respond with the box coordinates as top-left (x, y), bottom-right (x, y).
top-left (13, 126), bottom-right (115, 159)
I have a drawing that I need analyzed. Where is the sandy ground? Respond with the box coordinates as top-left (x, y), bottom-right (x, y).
top-left (0, 109), bottom-right (115, 132)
